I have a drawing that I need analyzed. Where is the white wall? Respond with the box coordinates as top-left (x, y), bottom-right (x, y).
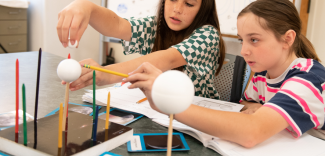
top-left (28, 0), bottom-right (101, 62)
top-left (27, 0), bottom-right (315, 64)
top-left (27, 0), bottom-right (44, 51)
top-left (306, 0), bottom-right (325, 64)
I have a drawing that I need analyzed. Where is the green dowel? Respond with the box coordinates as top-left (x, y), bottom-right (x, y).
top-left (22, 84), bottom-right (27, 146)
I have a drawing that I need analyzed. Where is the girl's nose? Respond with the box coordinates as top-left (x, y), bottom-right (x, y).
top-left (240, 42), bottom-right (250, 56)
top-left (174, 2), bottom-right (183, 14)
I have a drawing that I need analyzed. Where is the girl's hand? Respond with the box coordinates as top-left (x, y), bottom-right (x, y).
top-left (123, 62), bottom-right (163, 113)
top-left (57, 0), bottom-right (93, 48)
top-left (240, 102), bottom-right (263, 114)
top-left (62, 58), bottom-right (108, 91)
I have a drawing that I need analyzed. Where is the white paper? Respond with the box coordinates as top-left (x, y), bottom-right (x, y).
top-left (209, 130), bottom-right (325, 156)
top-left (130, 135), bottom-right (142, 151)
top-left (84, 83), bottom-right (165, 118)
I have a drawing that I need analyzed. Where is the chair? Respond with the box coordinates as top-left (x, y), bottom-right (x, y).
top-left (213, 53), bottom-right (250, 103)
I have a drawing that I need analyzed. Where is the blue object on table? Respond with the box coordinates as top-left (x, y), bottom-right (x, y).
top-left (99, 151), bottom-right (121, 156)
top-left (44, 102), bottom-right (101, 117)
top-left (127, 132), bottom-right (190, 152)
top-left (0, 151), bottom-right (9, 156)
top-left (98, 108), bottom-right (144, 126)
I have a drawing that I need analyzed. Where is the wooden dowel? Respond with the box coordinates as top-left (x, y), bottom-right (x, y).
top-left (167, 114), bottom-right (173, 156)
top-left (62, 83), bottom-right (69, 131)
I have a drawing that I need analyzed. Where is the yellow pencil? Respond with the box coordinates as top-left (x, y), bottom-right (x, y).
top-left (83, 64), bottom-right (129, 78)
top-left (136, 97), bottom-right (147, 104)
top-left (58, 103), bottom-right (63, 148)
top-left (105, 92), bottom-right (111, 129)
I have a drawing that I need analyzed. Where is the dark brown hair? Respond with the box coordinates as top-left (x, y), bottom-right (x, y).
top-left (152, 0), bottom-right (226, 75)
top-left (238, 0), bottom-right (320, 61)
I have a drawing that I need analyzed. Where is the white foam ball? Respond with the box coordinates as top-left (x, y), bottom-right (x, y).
top-left (68, 40), bottom-right (78, 48)
top-left (151, 70), bottom-right (194, 114)
top-left (57, 59), bottom-right (81, 82)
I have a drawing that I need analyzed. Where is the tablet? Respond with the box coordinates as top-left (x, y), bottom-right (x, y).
top-left (127, 133), bottom-right (190, 152)
top-left (98, 108), bottom-right (144, 126)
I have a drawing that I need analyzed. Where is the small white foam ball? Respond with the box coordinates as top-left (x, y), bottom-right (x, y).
top-left (68, 40), bottom-right (78, 48)
top-left (151, 70), bottom-right (194, 114)
top-left (57, 59), bottom-right (81, 82)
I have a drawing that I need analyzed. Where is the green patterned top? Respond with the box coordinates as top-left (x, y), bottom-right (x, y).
top-left (122, 16), bottom-right (220, 99)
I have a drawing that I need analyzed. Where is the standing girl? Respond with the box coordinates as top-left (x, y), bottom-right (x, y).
top-left (57, 0), bottom-right (225, 99)
top-left (124, 0), bottom-right (325, 147)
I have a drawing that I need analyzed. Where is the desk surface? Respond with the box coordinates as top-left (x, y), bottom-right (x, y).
top-left (0, 52), bottom-right (221, 156)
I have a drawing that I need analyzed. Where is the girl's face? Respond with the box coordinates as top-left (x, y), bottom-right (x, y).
top-left (164, 0), bottom-right (201, 31)
top-left (237, 13), bottom-right (294, 78)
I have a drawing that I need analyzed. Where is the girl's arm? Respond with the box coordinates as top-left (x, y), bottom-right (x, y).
top-left (68, 48), bottom-right (187, 91)
top-left (174, 105), bottom-right (288, 148)
top-left (240, 100), bottom-right (263, 114)
top-left (124, 62), bottom-right (289, 148)
top-left (57, 0), bottom-right (131, 47)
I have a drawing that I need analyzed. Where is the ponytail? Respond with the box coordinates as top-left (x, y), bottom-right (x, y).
top-left (295, 34), bottom-right (320, 62)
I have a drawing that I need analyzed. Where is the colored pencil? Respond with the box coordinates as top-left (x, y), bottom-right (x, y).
top-left (105, 129), bottom-right (109, 141)
top-left (22, 84), bottom-right (27, 146)
top-left (34, 48), bottom-right (42, 148)
top-left (91, 70), bottom-right (96, 141)
top-left (83, 64), bottom-right (129, 78)
top-left (93, 106), bottom-right (99, 142)
top-left (136, 97), bottom-right (147, 104)
top-left (58, 103), bottom-right (63, 148)
top-left (93, 71), bottom-right (96, 121)
top-left (105, 92), bottom-right (110, 129)
top-left (167, 114), bottom-right (174, 156)
top-left (15, 59), bottom-right (19, 134)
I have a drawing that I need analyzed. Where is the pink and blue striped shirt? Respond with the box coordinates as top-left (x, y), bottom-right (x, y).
top-left (241, 58), bottom-right (325, 139)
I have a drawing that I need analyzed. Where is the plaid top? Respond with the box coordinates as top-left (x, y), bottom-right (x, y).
top-left (122, 16), bottom-right (220, 99)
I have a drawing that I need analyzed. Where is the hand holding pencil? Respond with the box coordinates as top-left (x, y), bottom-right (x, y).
top-left (61, 58), bottom-right (129, 91)
top-left (82, 64), bottom-right (128, 78)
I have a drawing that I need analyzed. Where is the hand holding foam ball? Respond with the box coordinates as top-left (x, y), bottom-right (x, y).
top-left (57, 59), bottom-right (82, 82)
top-left (68, 40), bottom-right (78, 48)
top-left (151, 70), bottom-right (194, 114)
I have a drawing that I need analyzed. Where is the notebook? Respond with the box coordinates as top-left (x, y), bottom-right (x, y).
top-left (82, 83), bottom-right (244, 119)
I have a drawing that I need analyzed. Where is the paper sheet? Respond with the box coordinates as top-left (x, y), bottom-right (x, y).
top-left (83, 83), bottom-right (164, 118)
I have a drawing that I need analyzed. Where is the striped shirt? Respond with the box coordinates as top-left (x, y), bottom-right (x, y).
top-left (241, 58), bottom-right (325, 139)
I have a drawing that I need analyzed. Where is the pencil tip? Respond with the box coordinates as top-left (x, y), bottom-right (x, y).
top-left (68, 53), bottom-right (71, 59)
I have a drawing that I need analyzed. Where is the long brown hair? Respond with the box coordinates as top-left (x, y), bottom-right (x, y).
top-left (152, 0), bottom-right (226, 75)
top-left (238, 0), bottom-right (320, 61)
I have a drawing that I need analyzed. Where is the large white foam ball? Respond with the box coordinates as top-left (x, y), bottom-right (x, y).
top-left (151, 70), bottom-right (194, 114)
top-left (57, 59), bottom-right (81, 82)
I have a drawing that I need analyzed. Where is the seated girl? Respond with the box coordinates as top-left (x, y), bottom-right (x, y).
top-left (123, 0), bottom-right (325, 147)
top-left (56, 0), bottom-right (225, 99)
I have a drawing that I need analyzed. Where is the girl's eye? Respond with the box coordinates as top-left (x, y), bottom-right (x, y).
top-left (186, 2), bottom-right (194, 7)
top-left (238, 39), bottom-right (243, 44)
top-left (251, 39), bottom-right (258, 43)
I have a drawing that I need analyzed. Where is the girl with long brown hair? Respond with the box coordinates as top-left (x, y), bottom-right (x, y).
top-left (124, 0), bottom-right (325, 148)
top-left (57, 0), bottom-right (225, 99)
